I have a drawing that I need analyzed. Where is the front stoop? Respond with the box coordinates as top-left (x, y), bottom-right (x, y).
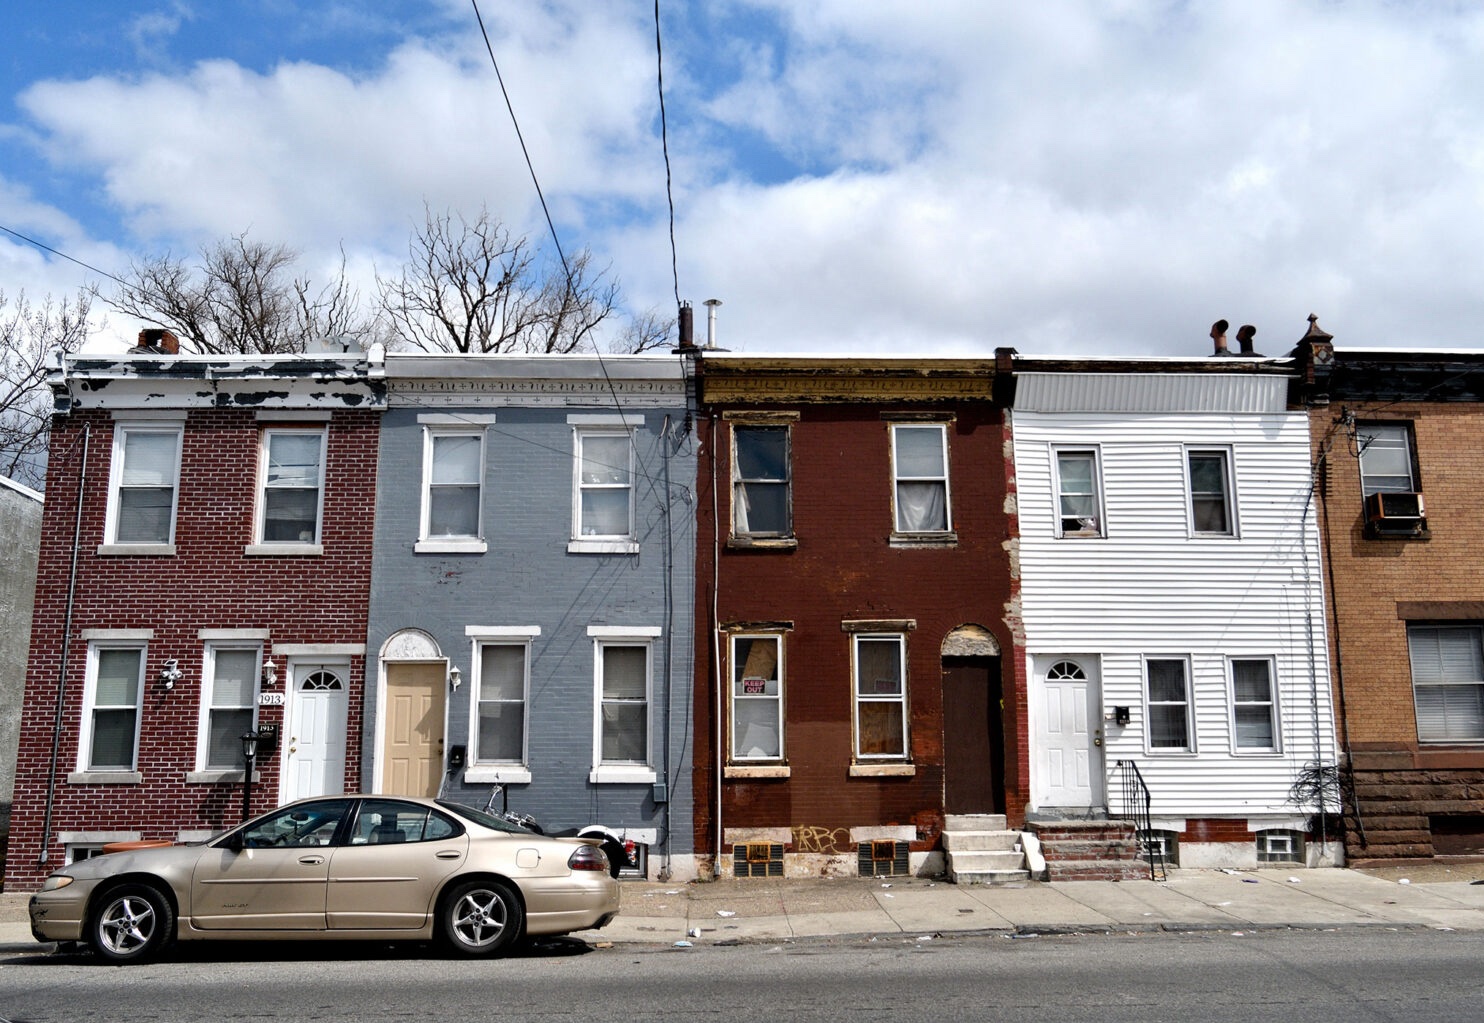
top-left (1027, 820), bottom-right (1152, 882)
top-left (942, 814), bottom-right (1030, 884)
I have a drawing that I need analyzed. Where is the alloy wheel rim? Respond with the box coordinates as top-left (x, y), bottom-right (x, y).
top-left (453, 890), bottom-right (507, 947)
top-left (100, 896), bottom-right (155, 953)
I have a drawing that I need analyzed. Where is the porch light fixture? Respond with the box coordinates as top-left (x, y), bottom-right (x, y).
top-left (448, 665), bottom-right (462, 691)
top-left (240, 730), bottom-right (260, 823)
top-left (261, 658), bottom-right (278, 687)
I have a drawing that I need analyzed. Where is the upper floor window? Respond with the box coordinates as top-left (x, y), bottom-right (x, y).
top-left (1358, 423), bottom-right (1417, 496)
top-left (82, 645), bottom-right (146, 772)
top-left (1408, 624), bottom-right (1484, 743)
top-left (731, 634), bottom-right (784, 761)
top-left (1145, 657), bottom-right (1193, 752)
top-left (891, 423), bottom-right (951, 534)
top-left (853, 634), bottom-right (908, 760)
top-left (572, 427), bottom-right (634, 550)
top-left (107, 423), bottom-right (182, 545)
top-left (1230, 657), bottom-right (1278, 752)
top-left (423, 428), bottom-right (485, 540)
top-left (1053, 447), bottom-right (1103, 537)
top-left (732, 425), bottom-right (792, 538)
top-left (258, 428), bottom-right (326, 544)
top-left (200, 647), bottom-right (259, 770)
top-left (1187, 448), bottom-right (1235, 536)
top-left (474, 642), bottom-right (529, 765)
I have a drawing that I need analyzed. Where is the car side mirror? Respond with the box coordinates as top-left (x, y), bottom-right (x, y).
top-left (220, 831), bottom-right (246, 853)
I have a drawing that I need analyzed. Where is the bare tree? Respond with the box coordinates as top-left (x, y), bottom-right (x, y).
top-left (101, 233), bottom-right (376, 354)
top-left (0, 289), bottom-right (93, 489)
top-left (377, 204), bottom-right (671, 354)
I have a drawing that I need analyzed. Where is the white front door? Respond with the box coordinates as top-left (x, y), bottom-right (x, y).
top-left (282, 662), bottom-right (349, 802)
top-left (1034, 655), bottom-right (1103, 808)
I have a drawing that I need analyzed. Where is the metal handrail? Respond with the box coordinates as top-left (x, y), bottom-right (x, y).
top-left (1113, 759), bottom-right (1167, 881)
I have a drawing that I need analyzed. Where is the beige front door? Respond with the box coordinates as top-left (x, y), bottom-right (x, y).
top-left (380, 662), bottom-right (446, 797)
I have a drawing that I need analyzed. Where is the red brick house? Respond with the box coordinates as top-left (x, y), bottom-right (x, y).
top-left (690, 355), bottom-right (1020, 878)
top-left (5, 348), bottom-right (384, 890)
top-left (1295, 326), bottom-right (1484, 860)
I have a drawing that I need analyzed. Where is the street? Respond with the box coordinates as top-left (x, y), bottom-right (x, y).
top-left (1, 928), bottom-right (1480, 1022)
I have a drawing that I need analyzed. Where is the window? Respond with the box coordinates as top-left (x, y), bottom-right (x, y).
top-left (240, 798), bottom-right (352, 848)
top-left (589, 626), bottom-right (659, 783)
top-left (1187, 448), bottom-right (1235, 536)
top-left (349, 799), bottom-right (461, 845)
top-left (107, 423), bottom-right (182, 544)
top-left (853, 634), bottom-right (908, 759)
top-left (1145, 658), bottom-right (1192, 752)
top-left (474, 643), bottom-right (528, 765)
top-left (731, 635), bottom-right (784, 761)
top-left (1357, 422), bottom-right (1417, 496)
top-left (1138, 829), bottom-right (1179, 866)
top-left (574, 429), bottom-right (634, 543)
top-left (82, 646), bottom-right (145, 771)
top-left (423, 429), bottom-right (484, 541)
top-left (1053, 447), bottom-right (1103, 537)
top-left (201, 647), bottom-right (259, 770)
top-left (1256, 829), bottom-right (1304, 864)
top-left (1408, 625), bottom-right (1484, 743)
top-left (1231, 658), bottom-right (1278, 751)
top-left (258, 428), bottom-right (326, 544)
top-left (891, 423), bottom-right (951, 534)
top-left (732, 425), bottom-right (791, 538)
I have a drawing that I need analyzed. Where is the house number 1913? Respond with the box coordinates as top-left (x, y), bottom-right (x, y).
top-left (258, 692), bottom-right (286, 706)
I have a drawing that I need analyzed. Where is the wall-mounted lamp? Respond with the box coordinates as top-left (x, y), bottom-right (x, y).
top-left (261, 658), bottom-right (278, 687)
top-left (159, 659), bottom-right (183, 690)
top-left (448, 665), bottom-right (462, 691)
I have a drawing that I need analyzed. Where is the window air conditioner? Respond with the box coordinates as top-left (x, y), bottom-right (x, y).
top-left (1365, 491), bottom-right (1425, 530)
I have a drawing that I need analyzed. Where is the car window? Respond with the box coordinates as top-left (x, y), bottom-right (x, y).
top-left (349, 799), bottom-right (464, 845)
top-left (435, 799), bottom-right (533, 834)
top-left (238, 799), bottom-right (352, 849)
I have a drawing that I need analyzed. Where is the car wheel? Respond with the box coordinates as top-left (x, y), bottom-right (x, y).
top-left (90, 883), bottom-right (174, 964)
top-left (439, 880), bottom-right (524, 956)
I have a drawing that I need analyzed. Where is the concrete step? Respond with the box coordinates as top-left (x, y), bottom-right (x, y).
top-left (945, 849), bottom-right (1027, 873)
top-left (949, 867), bottom-right (1031, 885)
top-left (944, 814), bottom-right (1008, 832)
top-left (942, 830), bottom-right (1021, 852)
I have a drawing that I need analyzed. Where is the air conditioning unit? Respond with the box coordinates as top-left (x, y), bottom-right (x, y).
top-left (1365, 491), bottom-right (1425, 531)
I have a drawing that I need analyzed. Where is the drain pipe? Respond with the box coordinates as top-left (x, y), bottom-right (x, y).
top-left (40, 421), bottom-right (89, 867)
top-left (659, 415), bottom-right (676, 881)
top-left (709, 413), bottom-right (725, 879)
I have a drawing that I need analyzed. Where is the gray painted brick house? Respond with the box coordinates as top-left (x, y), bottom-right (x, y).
top-left (366, 353), bottom-right (698, 880)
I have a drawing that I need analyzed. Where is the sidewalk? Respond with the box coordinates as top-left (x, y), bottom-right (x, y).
top-left (4, 866), bottom-right (1482, 953)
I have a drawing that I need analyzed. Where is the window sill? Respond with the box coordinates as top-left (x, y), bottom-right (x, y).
top-left (568, 539), bottom-right (639, 555)
top-left (97, 543), bottom-right (176, 557)
top-left (1056, 532), bottom-right (1104, 540)
top-left (588, 766), bottom-right (657, 784)
top-left (186, 770), bottom-right (261, 784)
top-left (67, 771), bottom-right (143, 785)
top-left (848, 763), bottom-right (916, 778)
top-left (1366, 526), bottom-right (1430, 541)
top-left (725, 764), bottom-right (791, 779)
top-left (889, 531), bottom-right (957, 549)
top-left (727, 536), bottom-right (798, 551)
top-left (463, 765), bottom-right (532, 784)
top-left (415, 538), bottom-right (488, 554)
top-left (244, 543), bottom-right (323, 557)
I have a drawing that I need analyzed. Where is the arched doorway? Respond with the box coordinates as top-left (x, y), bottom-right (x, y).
top-left (941, 625), bottom-right (1005, 815)
top-left (377, 629), bottom-right (449, 798)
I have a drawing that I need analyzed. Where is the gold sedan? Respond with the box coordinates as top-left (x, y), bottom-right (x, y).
top-left (28, 795), bottom-right (621, 963)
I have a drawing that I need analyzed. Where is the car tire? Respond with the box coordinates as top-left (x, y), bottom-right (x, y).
top-left (439, 880), bottom-right (524, 956)
top-left (89, 883), bottom-right (174, 964)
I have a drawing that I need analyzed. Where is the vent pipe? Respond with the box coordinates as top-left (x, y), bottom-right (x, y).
top-left (703, 298), bottom-right (722, 350)
top-left (1210, 319), bottom-right (1230, 357)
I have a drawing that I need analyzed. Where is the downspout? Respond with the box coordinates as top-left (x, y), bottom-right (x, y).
top-left (659, 415), bottom-right (675, 882)
top-left (1299, 451), bottom-right (1328, 853)
top-left (710, 413), bottom-right (724, 879)
top-left (1318, 445), bottom-right (1365, 848)
top-left (40, 421), bottom-right (89, 867)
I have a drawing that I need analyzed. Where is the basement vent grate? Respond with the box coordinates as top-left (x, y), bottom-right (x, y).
top-left (858, 839), bottom-right (910, 877)
top-left (733, 842), bottom-right (784, 878)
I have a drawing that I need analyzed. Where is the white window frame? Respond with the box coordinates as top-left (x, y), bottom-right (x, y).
top-left (464, 625), bottom-right (540, 783)
top-left (196, 645), bottom-right (261, 772)
top-left (730, 634), bottom-right (785, 763)
top-left (1407, 624), bottom-right (1484, 744)
top-left (1228, 656), bottom-right (1280, 753)
top-left (731, 424), bottom-right (793, 539)
top-left (1051, 445), bottom-right (1105, 538)
top-left (1143, 656), bottom-right (1195, 754)
top-left (251, 427), bottom-right (327, 550)
top-left (890, 422), bottom-right (953, 536)
top-left (1357, 422), bottom-right (1417, 497)
top-left (570, 422), bottom-right (638, 554)
top-left (588, 626), bottom-right (660, 783)
top-left (852, 633), bottom-right (909, 761)
top-left (418, 424), bottom-right (488, 552)
top-left (1256, 829), bottom-right (1304, 863)
top-left (1185, 446), bottom-right (1238, 537)
top-left (103, 417), bottom-right (184, 551)
top-left (78, 641), bottom-right (148, 774)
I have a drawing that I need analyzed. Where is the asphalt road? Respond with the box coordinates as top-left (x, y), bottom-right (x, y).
top-left (1, 928), bottom-right (1480, 1023)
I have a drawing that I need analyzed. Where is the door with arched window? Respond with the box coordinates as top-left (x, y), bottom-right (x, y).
top-left (1033, 655), bottom-right (1103, 809)
top-left (282, 662), bottom-right (349, 803)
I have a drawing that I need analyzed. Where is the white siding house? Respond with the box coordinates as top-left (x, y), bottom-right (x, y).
top-left (1011, 365), bottom-right (1340, 868)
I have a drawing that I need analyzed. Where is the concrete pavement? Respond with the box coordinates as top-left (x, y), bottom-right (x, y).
top-left (4, 865), bottom-right (1483, 954)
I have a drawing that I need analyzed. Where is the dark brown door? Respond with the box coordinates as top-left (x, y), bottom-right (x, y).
top-left (942, 656), bottom-right (1004, 814)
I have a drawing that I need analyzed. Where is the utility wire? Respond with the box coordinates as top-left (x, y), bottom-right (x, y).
top-left (653, 0), bottom-right (680, 310)
top-left (0, 223), bottom-right (130, 289)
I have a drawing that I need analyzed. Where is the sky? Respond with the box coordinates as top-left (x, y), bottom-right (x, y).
top-left (2, 0), bottom-right (1483, 359)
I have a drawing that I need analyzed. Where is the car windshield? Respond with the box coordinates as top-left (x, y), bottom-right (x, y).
top-left (435, 800), bottom-right (535, 835)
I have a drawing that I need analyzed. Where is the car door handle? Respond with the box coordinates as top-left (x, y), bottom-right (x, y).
top-left (299, 855), bottom-right (325, 865)
top-left (436, 850), bottom-right (463, 859)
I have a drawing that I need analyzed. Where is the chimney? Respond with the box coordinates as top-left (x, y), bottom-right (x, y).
top-left (1236, 324), bottom-right (1261, 356)
top-left (1210, 319), bottom-right (1230, 356)
top-left (676, 301), bottom-right (696, 351)
top-left (137, 328), bottom-right (180, 354)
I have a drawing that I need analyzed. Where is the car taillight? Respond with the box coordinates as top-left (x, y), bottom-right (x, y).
top-left (568, 845), bottom-right (609, 872)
